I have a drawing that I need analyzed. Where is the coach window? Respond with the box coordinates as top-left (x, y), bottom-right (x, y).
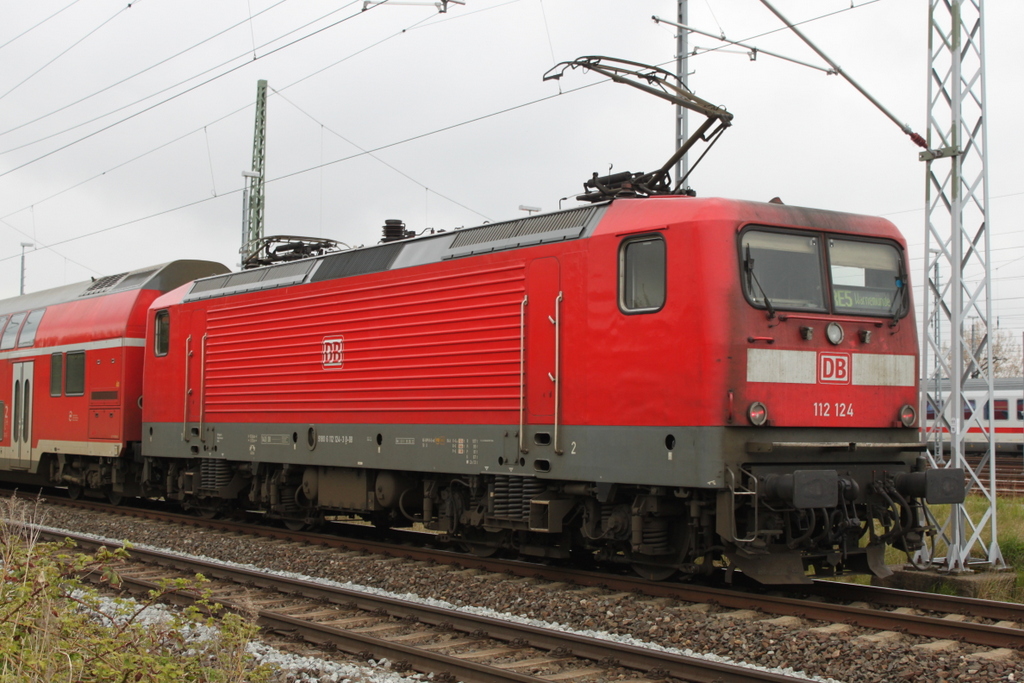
top-left (0, 312), bottom-right (25, 351)
top-left (1018, 399), bottom-right (1023, 421)
top-left (17, 309), bottom-right (45, 348)
top-left (50, 353), bottom-right (63, 397)
top-left (620, 235), bottom-right (666, 312)
top-left (154, 310), bottom-right (170, 357)
top-left (985, 399), bottom-right (1009, 421)
top-left (65, 351), bottom-right (85, 396)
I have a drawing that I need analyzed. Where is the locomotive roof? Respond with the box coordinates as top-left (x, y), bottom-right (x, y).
top-left (183, 196), bottom-right (905, 304)
top-left (0, 260), bottom-right (229, 316)
top-left (183, 204), bottom-right (609, 303)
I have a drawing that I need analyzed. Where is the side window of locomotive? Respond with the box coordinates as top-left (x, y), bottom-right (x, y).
top-left (740, 230), bottom-right (826, 312)
top-left (828, 239), bottom-right (905, 318)
top-left (17, 309), bottom-right (45, 348)
top-left (65, 351), bottom-right (86, 396)
top-left (0, 312), bottom-right (26, 351)
top-left (620, 236), bottom-right (666, 312)
top-left (50, 353), bottom-right (63, 397)
top-left (154, 310), bottom-right (170, 357)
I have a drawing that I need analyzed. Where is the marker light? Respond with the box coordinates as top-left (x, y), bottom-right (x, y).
top-left (748, 402), bottom-right (769, 426)
top-left (826, 322), bottom-right (844, 345)
top-left (899, 404), bottom-right (917, 428)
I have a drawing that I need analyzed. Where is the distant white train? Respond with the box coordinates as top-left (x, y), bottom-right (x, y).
top-left (925, 377), bottom-right (1024, 454)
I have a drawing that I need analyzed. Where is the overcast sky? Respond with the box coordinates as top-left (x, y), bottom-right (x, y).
top-left (0, 0), bottom-right (1021, 359)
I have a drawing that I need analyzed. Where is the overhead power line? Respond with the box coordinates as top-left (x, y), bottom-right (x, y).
top-left (0, 1), bottom-right (135, 103)
top-left (0, 0), bottom-right (291, 141)
top-left (0, 0), bottom-right (83, 53)
top-left (0, 0), bottom-right (372, 177)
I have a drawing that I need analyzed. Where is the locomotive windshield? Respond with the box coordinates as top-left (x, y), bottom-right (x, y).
top-left (741, 228), bottom-right (906, 318)
top-left (741, 231), bottom-right (827, 311)
top-left (828, 238), bottom-right (904, 317)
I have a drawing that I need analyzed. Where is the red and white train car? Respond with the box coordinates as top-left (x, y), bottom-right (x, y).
top-left (0, 262), bottom-right (227, 490)
top-left (0, 196), bottom-right (965, 583)
top-left (135, 197), bottom-right (961, 583)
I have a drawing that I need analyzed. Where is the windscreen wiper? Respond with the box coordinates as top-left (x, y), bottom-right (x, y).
top-left (745, 246), bottom-right (777, 319)
top-left (888, 275), bottom-right (907, 322)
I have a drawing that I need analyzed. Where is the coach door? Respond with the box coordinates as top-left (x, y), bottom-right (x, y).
top-left (525, 257), bottom-right (563, 452)
top-left (10, 361), bottom-right (33, 469)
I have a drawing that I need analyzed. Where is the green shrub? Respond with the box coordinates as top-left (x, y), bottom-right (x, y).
top-left (0, 495), bottom-right (273, 683)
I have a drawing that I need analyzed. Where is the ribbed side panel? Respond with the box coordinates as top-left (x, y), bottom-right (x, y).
top-left (202, 261), bottom-right (526, 420)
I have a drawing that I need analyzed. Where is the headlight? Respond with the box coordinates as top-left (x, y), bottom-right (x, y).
top-left (748, 402), bottom-right (769, 426)
top-left (826, 322), bottom-right (844, 345)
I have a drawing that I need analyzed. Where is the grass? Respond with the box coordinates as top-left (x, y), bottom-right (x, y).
top-left (874, 493), bottom-right (1024, 602)
top-left (0, 494), bottom-right (273, 683)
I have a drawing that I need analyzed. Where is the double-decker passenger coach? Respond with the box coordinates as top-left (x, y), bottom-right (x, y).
top-left (0, 262), bottom-right (228, 493)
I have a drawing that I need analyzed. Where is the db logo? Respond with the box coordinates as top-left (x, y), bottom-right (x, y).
top-left (818, 352), bottom-right (851, 384)
top-left (322, 337), bottom-right (344, 369)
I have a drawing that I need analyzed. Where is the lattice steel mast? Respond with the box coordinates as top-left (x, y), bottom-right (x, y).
top-left (919, 0), bottom-right (1002, 572)
top-left (242, 79), bottom-right (268, 268)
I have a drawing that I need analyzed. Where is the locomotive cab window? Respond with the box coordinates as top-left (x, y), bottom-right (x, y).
top-left (620, 236), bottom-right (666, 312)
top-left (154, 310), bottom-right (170, 356)
top-left (828, 239), bottom-right (905, 318)
top-left (740, 231), bottom-right (826, 312)
top-left (65, 351), bottom-right (85, 396)
top-left (50, 353), bottom-right (63, 397)
top-left (740, 228), bottom-right (908, 319)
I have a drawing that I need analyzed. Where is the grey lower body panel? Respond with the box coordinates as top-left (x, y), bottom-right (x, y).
top-left (143, 420), bottom-right (727, 489)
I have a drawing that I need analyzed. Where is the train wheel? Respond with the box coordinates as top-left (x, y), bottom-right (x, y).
top-left (457, 529), bottom-right (506, 557)
top-left (107, 492), bottom-right (124, 506)
top-left (282, 519), bottom-right (307, 531)
top-left (67, 485), bottom-right (83, 500)
top-left (464, 543), bottom-right (499, 558)
top-left (631, 562), bottom-right (677, 581)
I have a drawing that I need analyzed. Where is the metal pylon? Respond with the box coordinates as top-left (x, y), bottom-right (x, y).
top-left (919, 0), bottom-right (1003, 573)
top-left (242, 79), bottom-right (268, 266)
top-left (673, 0), bottom-right (688, 188)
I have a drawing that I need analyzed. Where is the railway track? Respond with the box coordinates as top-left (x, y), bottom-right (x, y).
top-left (43, 526), bottom-right (813, 683)
top-left (27, 491), bottom-right (1024, 654)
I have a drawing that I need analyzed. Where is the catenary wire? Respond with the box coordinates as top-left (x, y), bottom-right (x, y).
top-left (0, 1), bottom-right (372, 172)
top-left (271, 87), bottom-right (491, 222)
top-left (0, 78), bottom-right (602, 265)
top-left (0, 0), bottom-right (83, 53)
top-left (0, 1), bottom-right (136, 103)
top-left (0, 0), bottom-right (942, 268)
top-left (0, 0), bottom-right (292, 141)
top-left (0, 0), bottom-right (516, 226)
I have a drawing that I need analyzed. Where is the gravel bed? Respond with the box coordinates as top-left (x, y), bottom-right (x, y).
top-left (32, 503), bottom-right (1024, 683)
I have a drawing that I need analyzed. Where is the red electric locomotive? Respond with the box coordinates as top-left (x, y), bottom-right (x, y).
top-left (0, 196), bottom-right (963, 583)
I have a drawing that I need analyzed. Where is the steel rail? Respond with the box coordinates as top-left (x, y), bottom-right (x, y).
top-left (48, 527), bottom-right (810, 683)
top-left (28, 492), bottom-right (1024, 649)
